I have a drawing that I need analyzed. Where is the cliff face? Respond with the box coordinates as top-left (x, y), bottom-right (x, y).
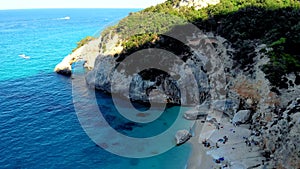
top-left (73, 0), bottom-right (300, 168)
top-left (86, 26), bottom-right (300, 167)
top-left (54, 37), bottom-right (101, 75)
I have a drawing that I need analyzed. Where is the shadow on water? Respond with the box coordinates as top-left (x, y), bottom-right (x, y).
top-left (95, 89), bottom-right (180, 138)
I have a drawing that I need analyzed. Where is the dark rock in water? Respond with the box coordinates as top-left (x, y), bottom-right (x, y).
top-left (54, 55), bottom-right (73, 76)
top-left (56, 68), bottom-right (72, 76)
top-left (175, 129), bottom-right (192, 146)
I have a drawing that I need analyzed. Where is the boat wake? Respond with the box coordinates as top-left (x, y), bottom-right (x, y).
top-left (56, 16), bottom-right (71, 20)
top-left (19, 54), bottom-right (30, 59)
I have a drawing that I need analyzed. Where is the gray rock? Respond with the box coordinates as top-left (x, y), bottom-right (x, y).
top-left (183, 110), bottom-right (207, 120)
top-left (55, 38), bottom-right (100, 76)
top-left (175, 130), bottom-right (192, 145)
top-left (84, 33), bottom-right (234, 105)
top-left (86, 54), bottom-right (208, 105)
top-left (232, 110), bottom-right (251, 124)
top-left (212, 99), bottom-right (239, 117)
top-left (86, 56), bottom-right (115, 91)
top-left (195, 102), bottom-right (210, 111)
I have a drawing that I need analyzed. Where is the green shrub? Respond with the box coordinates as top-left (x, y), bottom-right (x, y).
top-left (98, 0), bottom-right (300, 87)
top-left (72, 36), bottom-right (96, 52)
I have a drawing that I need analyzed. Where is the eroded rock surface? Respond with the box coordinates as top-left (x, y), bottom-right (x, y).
top-left (175, 129), bottom-right (192, 145)
top-left (232, 110), bottom-right (251, 125)
top-left (85, 32), bottom-right (230, 105)
top-left (80, 26), bottom-right (298, 169)
top-left (54, 37), bottom-right (101, 75)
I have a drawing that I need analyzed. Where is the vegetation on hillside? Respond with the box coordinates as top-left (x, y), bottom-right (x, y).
top-left (191, 6), bottom-right (300, 89)
top-left (144, 0), bottom-right (300, 20)
top-left (94, 0), bottom-right (300, 89)
top-left (101, 12), bottom-right (187, 51)
top-left (72, 36), bottom-right (96, 52)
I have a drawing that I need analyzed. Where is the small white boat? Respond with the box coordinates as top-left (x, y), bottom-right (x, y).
top-left (55, 16), bottom-right (71, 20)
top-left (19, 54), bottom-right (30, 59)
top-left (63, 16), bottom-right (70, 20)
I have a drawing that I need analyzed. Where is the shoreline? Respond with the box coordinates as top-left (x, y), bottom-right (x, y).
top-left (186, 120), bottom-right (215, 169)
top-left (185, 112), bottom-right (264, 169)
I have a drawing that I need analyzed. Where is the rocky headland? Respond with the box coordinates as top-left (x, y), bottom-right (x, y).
top-left (54, 36), bottom-right (101, 75)
top-left (55, 0), bottom-right (300, 168)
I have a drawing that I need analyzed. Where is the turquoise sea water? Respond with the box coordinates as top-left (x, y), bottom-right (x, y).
top-left (0, 9), bottom-right (191, 168)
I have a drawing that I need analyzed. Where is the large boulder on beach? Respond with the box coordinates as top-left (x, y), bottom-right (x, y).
top-left (184, 103), bottom-right (209, 120)
top-left (183, 109), bottom-right (208, 120)
top-left (175, 130), bottom-right (192, 145)
top-left (232, 110), bottom-right (251, 124)
top-left (212, 99), bottom-right (239, 117)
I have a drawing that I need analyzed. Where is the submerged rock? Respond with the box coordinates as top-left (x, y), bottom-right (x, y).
top-left (175, 129), bottom-right (192, 146)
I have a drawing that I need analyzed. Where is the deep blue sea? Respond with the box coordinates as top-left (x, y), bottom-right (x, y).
top-left (0, 9), bottom-right (191, 168)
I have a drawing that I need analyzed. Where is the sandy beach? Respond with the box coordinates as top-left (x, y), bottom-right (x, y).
top-left (185, 111), bottom-right (264, 169)
top-left (186, 120), bottom-right (215, 169)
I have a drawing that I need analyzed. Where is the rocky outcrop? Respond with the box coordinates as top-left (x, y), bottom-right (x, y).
top-left (54, 37), bottom-right (101, 75)
top-left (66, 4), bottom-right (299, 168)
top-left (84, 29), bottom-right (299, 168)
top-left (184, 109), bottom-right (207, 120)
top-left (54, 58), bottom-right (72, 76)
top-left (99, 32), bottom-right (123, 56)
top-left (55, 0), bottom-right (300, 167)
top-left (232, 110), bottom-right (251, 125)
top-left (250, 98), bottom-right (300, 168)
top-left (174, 0), bottom-right (220, 10)
top-left (183, 104), bottom-right (209, 120)
top-left (175, 129), bottom-right (192, 145)
top-left (85, 31), bottom-right (232, 105)
top-left (211, 99), bottom-right (239, 117)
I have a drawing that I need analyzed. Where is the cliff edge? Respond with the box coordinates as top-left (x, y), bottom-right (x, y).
top-left (56, 0), bottom-right (300, 168)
